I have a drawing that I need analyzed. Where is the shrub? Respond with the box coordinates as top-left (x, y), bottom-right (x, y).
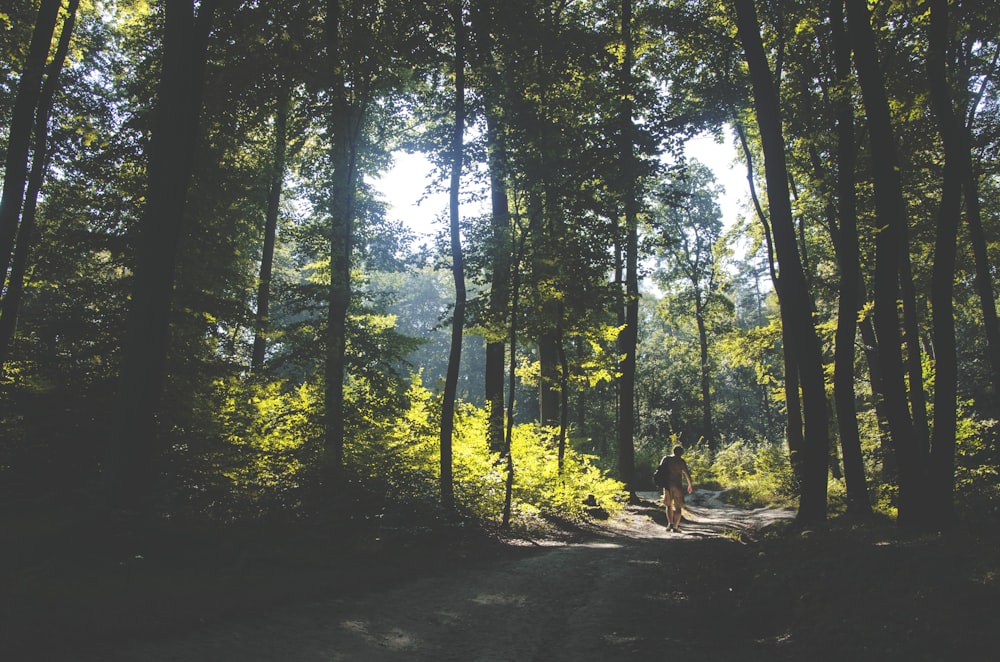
top-left (710, 439), bottom-right (796, 508)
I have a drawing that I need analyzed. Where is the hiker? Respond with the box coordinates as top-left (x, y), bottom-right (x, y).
top-left (658, 445), bottom-right (693, 532)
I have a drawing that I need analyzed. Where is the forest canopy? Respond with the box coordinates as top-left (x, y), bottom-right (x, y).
top-left (1, 0), bottom-right (998, 535)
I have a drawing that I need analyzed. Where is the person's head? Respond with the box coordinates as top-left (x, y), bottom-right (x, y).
top-left (672, 445), bottom-right (684, 457)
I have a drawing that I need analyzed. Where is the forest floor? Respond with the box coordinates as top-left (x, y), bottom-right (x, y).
top-left (4, 490), bottom-right (999, 661)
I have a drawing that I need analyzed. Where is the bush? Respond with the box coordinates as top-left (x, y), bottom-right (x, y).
top-left (378, 378), bottom-right (626, 527)
top-left (710, 439), bottom-right (796, 508)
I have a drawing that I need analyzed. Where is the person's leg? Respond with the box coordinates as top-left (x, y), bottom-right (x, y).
top-left (667, 485), bottom-right (683, 530)
top-left (673, 492), bottom-right (685, 530)
top-left (663, 489), bottom-right (674, 529)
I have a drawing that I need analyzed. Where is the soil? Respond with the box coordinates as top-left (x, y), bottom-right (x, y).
top-left (7, 490), bottom-right (999, 661)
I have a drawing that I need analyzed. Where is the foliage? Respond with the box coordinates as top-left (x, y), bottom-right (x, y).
top-left (954, 404), bottom-right (1000, 523)
top-left (710, 438), bottom-right (797, 508)
top-left (206, 370), bottom-right (625, 527)
top-left (213, 377), bottom-right (323, 519)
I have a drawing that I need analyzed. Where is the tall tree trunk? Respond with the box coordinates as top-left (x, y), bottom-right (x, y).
top-left (900, 239), bottom-right (930, 451)
top-left (538, 330), bottom-right (561, 426)
top-left (738, 123), bottom-right (806, 481)
top-left (615, 0), bottom-right (638, 498)
top-left (694, 293), bottom-right (714, 448)
top-left (323, 0), bottom-right (363, 502)
top-left (961, 46), bottom-right (1000, 402)
top-left (502, 231), bottom-right (527, 529)
top-left (440, 0), bottom-right (466, 512)
top-left (251, 88), bottom-right (290, 373)
top-left (829, 0), bottom-right (872, 517)
top-left (963, 157), bottom-right (1000, 400)
top-left (0, 0), bottom-right (60, 288)
top-left (557, 314), bottom-right (570, 473)
top-left (734, 0), bottom-right (829, 523)
top-left (104, 0), bottom-right (217, 513)
top-left (483, 111), bottom-right (511, 454)
top-left (846, 0), bottom-right (928, 527)
top-left (0, 0), bottom-right (79, 371)
top-left (926, 0), bottom-right (961, 526)
top-left (470, 1), bottom-right (512, 455)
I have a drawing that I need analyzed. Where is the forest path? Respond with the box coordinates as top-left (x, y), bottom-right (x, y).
top-left (100, 491), bottom-right (796, 661)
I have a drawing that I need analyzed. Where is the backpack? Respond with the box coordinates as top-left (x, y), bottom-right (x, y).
top-left (652, 457), bottom-right (670, 488)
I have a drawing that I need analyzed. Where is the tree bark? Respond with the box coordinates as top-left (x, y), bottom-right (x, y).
top-left (0, 0), bottom-right (80, 371)
top-left (694, 292), bottom-right (714, 448)
top-left (0, 0), bottom-right (60, 288)
top-left (616, 0), bottom-right (638, 497)
top-left (251, 87), bottom-right (290, 374)
top-left (440, 0), bottom-right (467, 512)
top-left (483, 117), bottom-right (511, 454)
top-left (470, 0), bottom-right (512, 455)
top-left (738, 123), bottom-right (806, 484)
top-left (502, 231), bottom-right (527, 529)
top-left (828, 0), bottom-right (872, 517)
top-left (734, 0), bottom-right (829, 523)
top-left (845, 0), bottom-right (928, 527)
top-left (926, 0), bottom-right (961, 526)
top-left (323, 0), bottom-right (364, 503)
top-left (961, 46), bottom-right (1000, 402)
top-left (104, 0), bottom-right (217, 513)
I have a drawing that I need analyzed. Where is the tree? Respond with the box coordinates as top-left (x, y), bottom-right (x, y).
top-left (469, 0), bottom-right (514, 455)
top-left (616, 0), bottom-right (639, 496)
top-left (845, 0), bottom-right (927, 527)
top-left (103, 0), bottom-right (218, 514)
top-left (439, 0), bottom-right (467, 512)
top-left (0, 0), bottom-right (80, 370)
top-left (828, 0), bottom-right (872, 517)
top-left (250, 86), bottom-right (290, 373)
top-left (0, 0), bottom-right (60, 293)
top-left (925, 0), bottom-right (962, 526)
top-left (734, 0), bottom-right (830, 523)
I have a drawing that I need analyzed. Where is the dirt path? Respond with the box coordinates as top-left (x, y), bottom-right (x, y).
top-left (93, 491), bottom-right (793, 661)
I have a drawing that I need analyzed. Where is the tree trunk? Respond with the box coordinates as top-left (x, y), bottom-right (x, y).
top-left (829, 0), bottom-right (872, 517)
top-left (323, 0), bottom-right (364, 501)
top-left (557, 315), bottom-right (570, 473)
top-left (926, 0), bottom-right (961, 526)
top-left (612, 0), bottom-right (639, 497)
top-left (502, 232), bottom-right (527, 529)
top-left (734, 0), bottom-right (829, 523)
top-left (738, 123), bottom-right (808, 480)
top-left (846, 0), bottom-right (928, 527)
top-left (483, 111), bottom-right (511, 454)
top-left (961, 46), bottom-right (1000, 403)
top-left (440, 0), bottom-right (466, 512)
top-left (470, 1), bottom-right (513, 455)
top-left (104, 1), bottom-right (217, 513)
top-left (0, 0), bottom-right (60, 287)
top-left (900, 240), bottom-right (930, 453)
top-left (0, 0), bottom-right (79, 371)
top-left (963, 155), bottom-right (1000, 402)
top-left (251, 87), bottom-right (290, 373)
top-left (694, 293), bottom-right (714, 448)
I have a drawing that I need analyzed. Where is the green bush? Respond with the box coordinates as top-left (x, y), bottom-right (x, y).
top-left (379, 377), bottom-right (626, 526)
top-left (709, 439), bottom-right (796, 508)
top-left (954, 405), bottom-right (999, 523)
top-left (210, 371), bottom-right (627, 529)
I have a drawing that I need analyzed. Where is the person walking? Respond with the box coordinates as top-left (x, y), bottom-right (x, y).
top-left (656, 445), bottom-right (693, 532)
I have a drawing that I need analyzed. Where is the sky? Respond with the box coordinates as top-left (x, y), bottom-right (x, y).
top-left (369, 131), bottom-right (749, 241)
